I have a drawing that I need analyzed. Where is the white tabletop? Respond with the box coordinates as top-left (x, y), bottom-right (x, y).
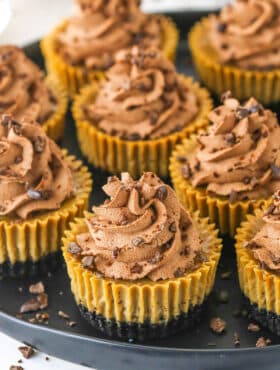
top-left (0, 332), bottom-right (90, 369)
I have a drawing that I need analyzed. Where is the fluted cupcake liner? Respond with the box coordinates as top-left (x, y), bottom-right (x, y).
top-left (189, 18), bottom-right (280, 105)
top-left (40, 16), bottom-right (179, 97)
top-left (72, 78), bottom-right (212, 178)
top-left (43, 75), bottom-right (68, 141)
top-left (236, 208), bottom-right (280, 318)
top-left (0, 153), bottom-right (92, 278)
top-left (169, 136), bottom-right (266, 237)
top-left (62, 213), bottom-right (222, 340)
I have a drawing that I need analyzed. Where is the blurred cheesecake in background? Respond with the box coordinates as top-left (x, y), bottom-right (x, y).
top-left (0, 0), bottom-right (229, 45)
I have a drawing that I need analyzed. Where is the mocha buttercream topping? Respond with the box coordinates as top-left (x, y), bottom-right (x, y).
top-left (247, 190), bottom-right (280, 273)
top-left (209, 0), bottom-right (280, 69)
top-left (57, 0), bottom-right (163, 70)
top-left (68, 172), bottom-right (204, 281)
top-left (84, 47), bottom-right (200, 140)
top-left (0, 114), bottom-right (74, 219)
top-left (0, 46), bottom-right (57, 123)
top-left (180, 92), bottom-right (280, 201)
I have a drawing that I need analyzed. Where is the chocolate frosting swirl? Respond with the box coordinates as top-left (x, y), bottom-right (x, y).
top-left (84, 47), bottom-right (200, 140)
top-left (70, 172), bottom-right (203, 281)
top-left (247, 190), bottom-right (280, 273)
top-left (209, 0), bottom-right (280, 69)
top-left (183, 93), bottom-right (280, 201)
top-left (57, 0), bottom-right (162, 70)
top-left (0, 114), bottom-right (74, 219)
top-left (0, 46), bottom-right (57, 123)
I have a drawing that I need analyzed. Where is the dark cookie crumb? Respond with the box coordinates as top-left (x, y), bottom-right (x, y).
top-left (210, 317), bottom-right (226, 334)
top-left (18, 345), bottom-right (35, 359)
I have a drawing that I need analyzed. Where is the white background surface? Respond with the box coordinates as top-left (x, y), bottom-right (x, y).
top-left (0, 1), bottom-right (228, 369)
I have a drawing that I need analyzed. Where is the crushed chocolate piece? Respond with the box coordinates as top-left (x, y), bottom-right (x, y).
top-left (127, 133), bottom-right (141, 141)
top-left (66, 321), bottom-right (77, 328)
top-left (155, 185), bottom-right (168, 201)
top-left (132, 237), bottom-right (144, 247)
top-left (20, 299), bottom-right (41, 313)
top-left (82, 256), bottom-right (95, 270)
top-left (112, 247), bottom-right (121, 259)
top-left (256, 337), bottom-right (271, 348)
top-left (1, 114), bottom-right (12, 126)
top-left (58, 310), bottom-right (70, 320)
top-left (181, 163), bottom-right (192, 179)
top-left (248, 323), bottom-right (260, 332)
top-left (252, 129), bottom-right (261, 141)
top-left (236, 107), bottom-right (249, 120)
top-left (194, 160), bottom-right (200, 171)
top-left (224, 132), bottom-right (236, 145)
top-left (174, 268), bottom-right (185, 278)
top-left (210, 317), bottom-right (226, 334)
top-left (161, 240), bottom-right (172, 252)
top-left (29, 281), bottom-right (45, 294)
top-left (37, 293), bottom-right (48, 309)
top-left (18, 346), bottom-right (35, 359)
top-left (221, 91), bottom-right (232, 103)
top-left (15, 156), bottom-right (22, 164)
top-left (264, 204), bottom-right (276, 216)
top-left (176, 155), bottom-right (187, 163)
top-left (169, 222), bottom-right (177, 233)
top-left (27, 189), bottom-right (42, 200)
top-left (130, 263), bottom-right (143, 274)
top-left (33, 136), bottom-right (45, 153)
top-left (249, 104), bottom-right (262, 114)
top-left (271, 163), bottom-right (280, 178)
top-left (217, 22), bottom-right (227, 33)
top-left (9, 366), bottom-right (24, 370)
top-left (243, 176), bottom-right (251, 185)
top-left (67, 242), bottom-right (82, 255)
top-left (233, 332), bottom-right (240, 347)
top-left (148, 251), bottom-right (162, 264)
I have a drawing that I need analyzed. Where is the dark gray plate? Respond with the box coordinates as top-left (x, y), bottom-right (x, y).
top-left (1, 12), bottom-right (280, 370)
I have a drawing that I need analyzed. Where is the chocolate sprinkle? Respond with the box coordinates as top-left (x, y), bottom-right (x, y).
top-left (67, 242), bottom-right (82, 255)
top-left (112, 247), bottom-right (121, 259)
top-left (217, 22), bottom-right (227, 33)
top-left (224, 132), bottom-right (236, 145)
top-left (169, 222), bottom-right (177, 233)
top-left (20, 298), bottom-right (41, 313)
top-left (27, 189), bottom-right (42, 200)
top-left (82, 256), bottom-right (95, 270)
top-left (130, 263), bottom-right (143, 274)
top-left (252, 129), bottom-right (261, 141)
top-left (271, 163), bottom-right (280, 178)
top-left (174, 268), bottom-right (185, 278)
top-left (256, 337), bottom-right (271, 348)
top-left (181, 163), bottom-right (192, 179)
top-left (132, 237), bottom-right (144, 247)
top-left (33, 136), bottom-right (45, 153)
top-left (155, 185), bottom-right (168, 201)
